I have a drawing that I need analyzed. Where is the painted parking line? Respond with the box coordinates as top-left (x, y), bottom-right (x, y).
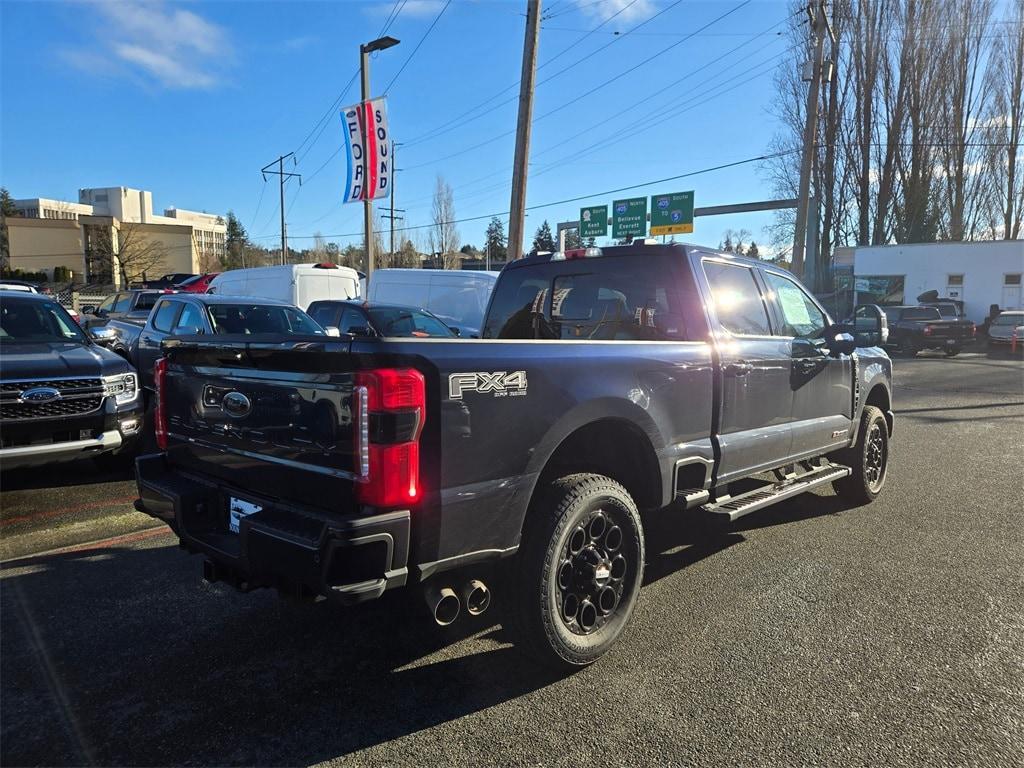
top-left (1, 525), bottom-right (172, 567)
top-left (0, 494), bottom-right (138, 528)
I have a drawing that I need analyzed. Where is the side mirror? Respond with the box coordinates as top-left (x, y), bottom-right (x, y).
top-left (80, 305), bottom-right (96, 315)
top-left (448, 326), bottom-right (462, 337)
top-left (852, 304), bottom-right (888, 347)
top-left (348, 325), bottom-right (372, 337)
top-left (324, 326), bottom-right (341, 337)
top-left (89, 327), bottom-right (117, 347)
top-left (827, 330), bottom-right (857, 356)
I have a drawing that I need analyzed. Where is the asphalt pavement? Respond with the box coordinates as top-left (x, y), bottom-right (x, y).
top-left (2, 350), bottom-right (1022, 767)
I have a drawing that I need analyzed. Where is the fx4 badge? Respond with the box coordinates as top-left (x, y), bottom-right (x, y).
top-left (449, 371), bottom-right (528, 400)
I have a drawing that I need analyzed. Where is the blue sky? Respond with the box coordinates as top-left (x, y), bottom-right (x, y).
top-left (1, 0), bottom-right (798, 254)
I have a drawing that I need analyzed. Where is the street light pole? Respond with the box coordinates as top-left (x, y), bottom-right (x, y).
top-left (359, 35), bottom-right (400, 279)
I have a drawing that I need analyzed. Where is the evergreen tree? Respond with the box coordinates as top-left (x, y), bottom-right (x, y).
top-left (563, 228), bottom-right (582, 250)
top-left (223, 210), bottom-right (250, 270)
top-left (1, 187), bottom-right (20, 273)
top-left (747, 241), bottom-right (760, 259)
top-left (484, 216), bottom-right (507, 262)
top-left (532, 219), bottom-right (555, 252)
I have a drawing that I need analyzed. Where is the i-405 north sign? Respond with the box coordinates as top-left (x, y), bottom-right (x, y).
top-left (649, 191), bottom-right (694, 235)
top-left (611, 197), bottom-right (647, 239)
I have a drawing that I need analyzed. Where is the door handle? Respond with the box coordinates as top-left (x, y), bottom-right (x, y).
top-left (725, 361), bottom-right (753, 377)
top-left (141, 335), bottom-right (153, 343)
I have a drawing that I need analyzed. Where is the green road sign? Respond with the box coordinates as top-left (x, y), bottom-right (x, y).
top-left (579, 205), bottom-right (608, 238)
top-left (649, 190), bottom-right (694, 235)
top-left (611, 197), bottom-right (647, 239)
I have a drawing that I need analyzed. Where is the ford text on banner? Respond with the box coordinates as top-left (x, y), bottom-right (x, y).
top-left (340, 97), bottom-right (391, 204)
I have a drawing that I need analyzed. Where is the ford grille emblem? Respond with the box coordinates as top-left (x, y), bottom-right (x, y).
top-left (19, 386), bottom-right (62, 404)
top-left (222, 391), bottom-right (252, 418)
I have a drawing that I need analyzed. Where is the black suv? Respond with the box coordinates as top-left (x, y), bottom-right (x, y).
top-left (0, 291), bottom-right (145, 469)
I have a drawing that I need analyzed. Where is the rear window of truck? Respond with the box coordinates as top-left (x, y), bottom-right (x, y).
top-left (484, 258), bottom-right (687, 341)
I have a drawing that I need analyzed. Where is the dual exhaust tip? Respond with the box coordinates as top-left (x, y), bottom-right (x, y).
top-left (424, 579), bottom-right (490, 626)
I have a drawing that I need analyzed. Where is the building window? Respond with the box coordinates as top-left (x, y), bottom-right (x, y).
top-left (1005, 274), bottom-right (1022, 286)
top-left (948, 274), bottom-right (964, 286)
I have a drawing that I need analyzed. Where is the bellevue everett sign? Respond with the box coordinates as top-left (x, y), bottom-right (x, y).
top-left (579, 190), bottom-right (695, 240)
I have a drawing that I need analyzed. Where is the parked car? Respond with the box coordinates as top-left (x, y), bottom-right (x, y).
top-left (137, 273), bottom-right (196, 290)
top-left (307, 300), bottom-right (457, 338)
top-left (0, 291), bottom-right (144, 470)
top-left (135, 243), bottom-right (892, 669)
top-left (96, 293), bottom-right (327, 393)
top-left (0, 280), bottom-right (40, 293)
top-left (79, 290), bottom-right (168, 330)
top-left (175, 273), bottom-right (220, 293)
top-left (207, 263), bottom-right (359, 309)
top-left (881, 305), bottom-right (975, 356)
top-left (367, 269), bottom-right (499, 338)
top-left (986, 309), bottom-right (1024, 351)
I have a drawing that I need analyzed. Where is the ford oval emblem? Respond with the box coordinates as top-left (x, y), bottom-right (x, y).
top-left (19, 386), bottom-right (62, 404)
top-left (222, 391), bottom-right (252, 418)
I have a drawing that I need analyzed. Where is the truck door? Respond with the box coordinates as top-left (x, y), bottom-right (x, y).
top-left (137, 298), bottom-right (182, 390)
top-left (761, 268), bottom-right (852, 457)
top-left (701, 259), bottom-right (793, 484)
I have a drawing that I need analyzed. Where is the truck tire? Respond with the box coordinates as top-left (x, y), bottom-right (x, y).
top-left (944, 346), bottom-right (961, 357)
top-left (506, 473), bottom-right (645, 669)
top-left (832, 406), bottom-right (889, 504)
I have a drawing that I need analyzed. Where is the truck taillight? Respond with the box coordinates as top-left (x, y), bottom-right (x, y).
top-left (353, 368), bottom-right (425, 508)
top-left (154, 357), bottom-right (168, 450)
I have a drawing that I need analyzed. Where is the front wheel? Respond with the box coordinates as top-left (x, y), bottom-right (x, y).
top-left (506, 473), bottom-right (645, 669)
top-left (831, 406), bottom-right (889, 504)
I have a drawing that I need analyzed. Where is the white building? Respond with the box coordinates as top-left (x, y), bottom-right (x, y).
top-left (852, 241), bottom-right (1024, 322)
top-left (10, 186), bottom-right (227, 282)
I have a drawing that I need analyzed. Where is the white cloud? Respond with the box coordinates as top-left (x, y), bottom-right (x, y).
top-left (576, 0), bottom-right (657, 24)
top-left (65, 1), bottom-right (231, 90)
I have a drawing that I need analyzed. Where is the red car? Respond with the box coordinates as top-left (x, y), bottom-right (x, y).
top-left (175, 273), bottom-right (220, 293)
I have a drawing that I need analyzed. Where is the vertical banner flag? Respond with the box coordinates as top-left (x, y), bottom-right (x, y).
top-left (340, 97), bottom-right (391, 204)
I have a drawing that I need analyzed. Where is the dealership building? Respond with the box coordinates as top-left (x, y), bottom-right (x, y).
top-left (7, 186), bottom-right (226, 286)
top-left (837, 240), bottom-right (1024, 323)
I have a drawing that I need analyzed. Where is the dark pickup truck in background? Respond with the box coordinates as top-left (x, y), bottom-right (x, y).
top-left (882, 305), bottom-right (975, 356)
top-left (135, 244), bottom-right (893, 668)
top-left (97, 293), bottom-right (327, 393)
top-left (80, 290), bottom-right (169, 331)
top-left (0, 291), bottom-right (144, 469)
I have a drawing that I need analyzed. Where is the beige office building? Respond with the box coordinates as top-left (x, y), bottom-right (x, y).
top-left (8, 186), bottom-right (227, 286)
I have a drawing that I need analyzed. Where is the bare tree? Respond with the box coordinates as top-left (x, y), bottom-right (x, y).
top-left (94, 222), bottom-right (169, 285)
top-left (311, 232), bottom-right (329, 262)
top-left (429, 175), bottom-right (460, 269)
top-left (985, 0), bottom-right (1024, 239)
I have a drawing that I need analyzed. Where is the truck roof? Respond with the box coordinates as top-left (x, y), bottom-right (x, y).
top-left (504, 242), bottom-right (766, 271)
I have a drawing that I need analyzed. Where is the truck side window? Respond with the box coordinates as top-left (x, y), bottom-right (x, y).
top-left (113, 294), bottom-right (132, 313)
top-left (762, 270), bottom-right (826, 338)
top-left (309, 304), bottom-right (340, 328)
top-left (702, 261), bottom-right (771, 336)
top-left (98, 295), bottom-right (116, 313)
top-left (151, 300), bottom-right (180, 332)
top-left (174, 303), bottom-right (205, 333)
top-left (483, 274), bottom-right (552, 339)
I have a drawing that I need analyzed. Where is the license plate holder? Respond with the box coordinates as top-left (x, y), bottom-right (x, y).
top-left (946, 338), bottom-right (956, 346)
top-left (228, 497), bottom-right (262, 533)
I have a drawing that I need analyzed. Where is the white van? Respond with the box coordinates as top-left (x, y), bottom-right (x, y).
top-left (208, 263), bottom-right (360, 310)
top-left (367, 269), bottom-right (500, 337)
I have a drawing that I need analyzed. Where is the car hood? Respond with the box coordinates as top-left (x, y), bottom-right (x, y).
top-left (0, 342), bottom-right (131, 380)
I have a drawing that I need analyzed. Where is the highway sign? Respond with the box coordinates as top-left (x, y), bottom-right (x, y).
top-left (649, 191), bottom-right (694, 235)
top-left (579, 205), bottom-right (608, 238)
top-left (611, 197), bottom-right (647, 239)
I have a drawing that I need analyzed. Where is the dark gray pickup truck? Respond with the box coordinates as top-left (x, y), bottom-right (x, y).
top-left (135, 243), bottom-right (893, 668)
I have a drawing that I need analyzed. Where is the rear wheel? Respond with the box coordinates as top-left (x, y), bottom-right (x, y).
top-left (506, 473), bottom-right (644, 669)
top-left (832, 406), bottom-right (889, 504)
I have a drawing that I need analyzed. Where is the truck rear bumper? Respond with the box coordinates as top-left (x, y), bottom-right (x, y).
top-left (134, 453), bottom-right (409, 604)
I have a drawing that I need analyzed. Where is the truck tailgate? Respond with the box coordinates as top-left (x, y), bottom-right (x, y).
top-left (161, 336), bottom-right (359, 513)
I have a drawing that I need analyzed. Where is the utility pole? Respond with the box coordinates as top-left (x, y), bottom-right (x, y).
top-left (507, 0), bottom-right (542, 262)
top-left (379, 142), bottom-right (407, 259)
top-left (262, 153), bottom-right (300, 265)
top-left (791, 0), bottom-right (832, 279)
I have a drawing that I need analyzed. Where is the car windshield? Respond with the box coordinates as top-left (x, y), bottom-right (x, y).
top-left (993, 314), bottom-right (1024, 326)
top-left (367, 307), bottom-right (454, 337)
top-left (0, 296), bottom-right (87, 343)
top-left (207, 303), bottom-right (325, 335)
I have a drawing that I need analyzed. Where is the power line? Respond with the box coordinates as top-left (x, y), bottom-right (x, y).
top-left (253, 151), bottom-right (797, 240)
top-left (383, 0), bottom-right (452, 94)
top-left (247, 180), bottom-right (268, 233)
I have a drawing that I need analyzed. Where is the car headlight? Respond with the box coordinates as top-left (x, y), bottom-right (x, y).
top-left (103, 373), bottom-right (139, 405)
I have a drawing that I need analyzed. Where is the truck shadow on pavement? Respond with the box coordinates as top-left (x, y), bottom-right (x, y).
top-left (0, 461), bottom-right (134, 492)
top-left (2, 490), bottom-right (858, 767)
